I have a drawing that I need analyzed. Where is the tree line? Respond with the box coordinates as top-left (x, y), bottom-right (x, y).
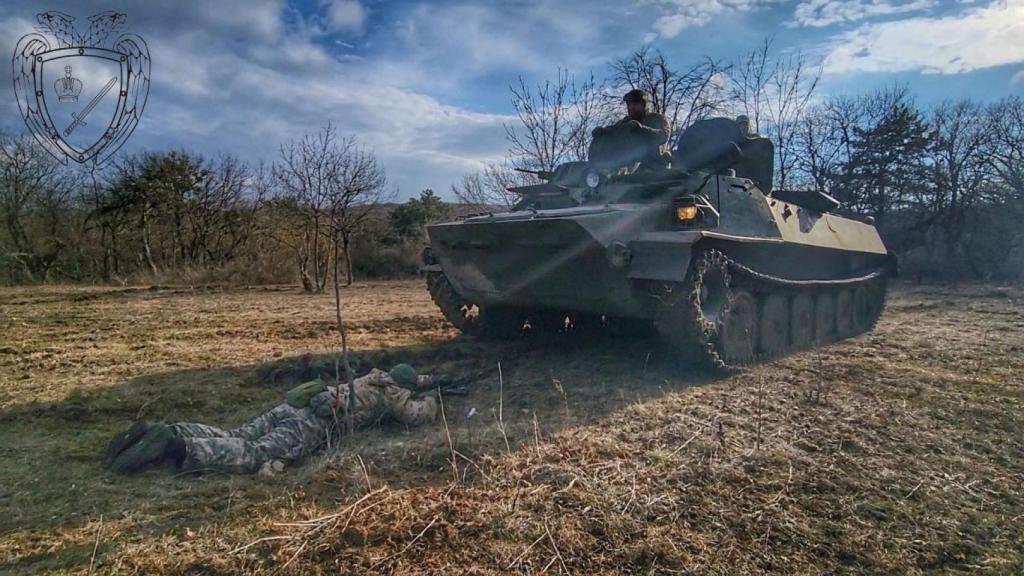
top-left (0, 122), bottom-right (455, 287)
top-left (2, 41), bottom-right (1022, 286)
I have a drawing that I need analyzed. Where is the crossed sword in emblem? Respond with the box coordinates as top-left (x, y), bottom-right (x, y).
top-left (63, 77), bottom-right (118, 137)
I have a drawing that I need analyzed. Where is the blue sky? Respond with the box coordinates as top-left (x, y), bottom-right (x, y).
top-left (2, 0), bottom-right (1022, 199)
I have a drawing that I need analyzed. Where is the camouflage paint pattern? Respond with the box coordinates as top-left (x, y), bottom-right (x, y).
top-left (172, 369), bottom-right (437, 474)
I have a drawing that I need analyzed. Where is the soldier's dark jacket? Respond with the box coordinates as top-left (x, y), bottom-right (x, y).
top-left (619, 112), bottom-right (670, 163)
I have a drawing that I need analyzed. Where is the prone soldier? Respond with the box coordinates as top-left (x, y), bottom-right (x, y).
top-left (106, 364), bottom-right (440, 475)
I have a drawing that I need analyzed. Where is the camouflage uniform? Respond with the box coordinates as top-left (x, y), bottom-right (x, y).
top-left (591, 90), bottom-right (672, 172)
top-left (610, 111), bottom-right (671, 164)
top-left (170, 369), bottom-right (437, 474)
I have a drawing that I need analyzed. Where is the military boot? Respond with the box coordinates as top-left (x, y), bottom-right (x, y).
top-left (111, 423), bottom-right (174, 473)
top-left (104, 421), bottom-right (151, 467)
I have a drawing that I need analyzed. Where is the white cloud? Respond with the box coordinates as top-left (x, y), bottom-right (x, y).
top-left (325, 0), bottom-right (367, 34)
top-left (645, 0), bottom-right (779, 39)
top-left (793, 0), bottom-right (935, 27)
top-left (193, 0), bottom-right (284, 40)
top-left (143, 35), bottom-right (513, 195)
top-left (384, 1), bottom-right (615, 89)
top-left (824, 0), bottom-right (1024, 74)
top-left (0, 2), bottom-right (516, 197)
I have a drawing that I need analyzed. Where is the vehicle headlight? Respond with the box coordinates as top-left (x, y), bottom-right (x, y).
top-left (675, 205), bottom-right (699, 222)
top-left (673, 195), bottom-right (719, 228)
top-left (585, 170), bottom-right (601, 189)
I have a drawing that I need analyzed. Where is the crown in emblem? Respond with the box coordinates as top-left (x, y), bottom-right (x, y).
top-left (55, 65), bottom-right (83, 103)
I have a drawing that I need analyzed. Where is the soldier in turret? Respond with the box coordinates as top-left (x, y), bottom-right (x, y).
top-left (591, 89), bottom-right (671, 171)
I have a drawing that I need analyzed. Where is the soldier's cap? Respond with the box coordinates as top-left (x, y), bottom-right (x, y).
top-left (389, 363), bottom-right (418, 387)
top-left (623, 89), bottom-right (648, 103)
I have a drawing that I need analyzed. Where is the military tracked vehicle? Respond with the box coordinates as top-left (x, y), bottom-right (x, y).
top-left (421, 117), bottom-right (894, 369)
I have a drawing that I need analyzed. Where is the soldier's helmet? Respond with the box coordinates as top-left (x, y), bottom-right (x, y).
top-left (389, 363), bottom-right (418, 387)
top-left (623, 89), bottom-right (648, 104)
top-left (736, 115), bottom-right (752, 135)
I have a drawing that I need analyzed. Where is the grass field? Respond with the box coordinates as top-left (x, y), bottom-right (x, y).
top-left (1, 280), bottom-right (1022, 574)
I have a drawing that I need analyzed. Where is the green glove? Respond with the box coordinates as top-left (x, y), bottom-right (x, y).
top-left (285, 379), bottom-right (328, 408)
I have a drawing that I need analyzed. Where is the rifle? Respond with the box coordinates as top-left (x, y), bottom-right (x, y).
top-left (439, 365), bottom-right (501, 396)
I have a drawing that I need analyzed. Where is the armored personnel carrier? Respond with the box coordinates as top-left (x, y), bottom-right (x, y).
top-left (421, 117), bottom-right (894, 369)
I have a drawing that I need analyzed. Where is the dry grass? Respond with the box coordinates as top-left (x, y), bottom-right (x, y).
top-left (1, 281), bottom-right (1022, 574)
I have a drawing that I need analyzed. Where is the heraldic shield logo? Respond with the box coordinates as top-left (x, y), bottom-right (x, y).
top-left (12, 11), bottom-right (150, 166)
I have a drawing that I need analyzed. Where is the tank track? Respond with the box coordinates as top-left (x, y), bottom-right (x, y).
top-left (652, 249), bottom-right (888, 371)
top-left (426, 272), bottom-right (526, 339)
top-left (426, 271), bottom-right (479, 335)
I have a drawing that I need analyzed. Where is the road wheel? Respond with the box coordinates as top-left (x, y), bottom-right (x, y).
top-left (836, 289), bottom-right (854, 337)
top-left (718, 288), bottom-right (758, 364)
top-left (791, 292), bottom-right (815, 349)
top-left (759, 292), bottom-right (789, 356)
top-left (814, 291), bottom-right (837, 344)
top-left (852, 286), bottom-right (871, 332)
top-left (853, 279), bottom-right (886, 331)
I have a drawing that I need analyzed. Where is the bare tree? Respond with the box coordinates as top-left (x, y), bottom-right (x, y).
top-left (330, 139), bottom-right (390, 285)
top-left (793, 94), bottom-right (871, 192)
top-left (456, 71), bottom-right (603, 211)
top-left (260, 193), bottom-right (316, 289)
top-left (793, 107), bottom-right (842, 191)
top-left (963, 96), bottom-right (1024, 278)
top-left (505, 69), bottom-right (604, 171)
top-left (609, 47), bottom-right (729, 138)
top-left (985, 96), bottom-right (1024, 200)
top-left (272, 124), bottom-right (390, 432)
top-left (0, 132), bottom-right (71, 282)
top-left (926, 100), bottom-right (993, 247)
top-left (81, 152), bottom-right (263, 282)
top-left (730, 38), bottom-right (821, 189)
top-left (273, 124), bottom-right (390, 290)
top-left (450, 161), bottom-right (536, 209)
top-left (274, 132), bottom-right (333, 291)
top-left (731, 39), bottom-right (773, 136)
top-left (193, 155), bottom-right (262, 266)
top-left (79, 163), bottom-right (122, 281)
